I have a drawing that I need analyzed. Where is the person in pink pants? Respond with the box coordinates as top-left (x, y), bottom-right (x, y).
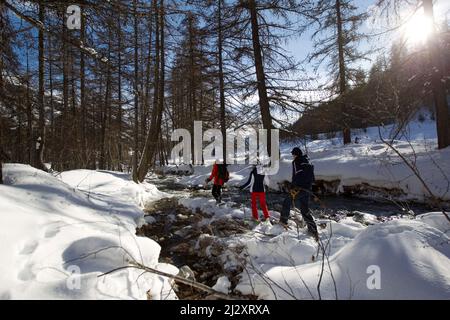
top-left (239, 165), bottom-right (270, 222)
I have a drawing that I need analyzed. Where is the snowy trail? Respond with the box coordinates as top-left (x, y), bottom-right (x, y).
top-left (140, 174), bottom-right (450, 300)
top-left (1, 166), bottom-right (448, 300)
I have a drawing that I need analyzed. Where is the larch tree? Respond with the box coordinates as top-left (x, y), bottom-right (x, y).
top-left (308, 0), bottom-right (367, 145)
top-left (374, 0), bottom-right (449, 149)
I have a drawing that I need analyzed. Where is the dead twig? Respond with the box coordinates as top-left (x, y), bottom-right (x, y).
top-left (377, 126), bottom-right (450, 223)
top-left (98, 260), bottom-right (238, 300)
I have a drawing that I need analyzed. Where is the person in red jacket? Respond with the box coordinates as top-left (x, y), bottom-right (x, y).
top-left (205, 160), bottom-right (229, 204)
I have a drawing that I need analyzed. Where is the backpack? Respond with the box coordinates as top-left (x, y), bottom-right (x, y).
top-left (217, 164), bottom-right (230, 182)
top-left (224, 170), bottom-right (230, 182)
top-left (300, 163), bottom-right (315, 186)
top-left (293, 162), bottom-right (315, 188)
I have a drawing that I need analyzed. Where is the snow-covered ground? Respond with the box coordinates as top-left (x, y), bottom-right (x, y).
top-left (0, 164), bottom-right (177, 300)
top-left (174, 120), bottom-right (450, 202)
top-left (179, 197), bottom-right (450, 299)
top-left (1, 119), bottom-right (449, 300)
top-left (173, 119), bottom-right (450, 299)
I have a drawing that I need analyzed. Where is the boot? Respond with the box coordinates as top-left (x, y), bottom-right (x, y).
top-left (278, 220), bottom-right (289, 229)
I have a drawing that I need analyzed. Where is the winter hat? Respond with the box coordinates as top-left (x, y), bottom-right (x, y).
top-left (291, 147), bottom-right (302, 156)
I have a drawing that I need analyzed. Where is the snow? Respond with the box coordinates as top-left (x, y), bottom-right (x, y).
top-left (1, 117), bottom-right (449, 300)
top-left (175, 119), bottom-right (450, 202)
top-left (236, 217), bottom-right (450, 300)
top-left (179, 197), bottom-right (251, 220)
top-left (212, 276), bottom-right (231, 294)
top-left (416, 212), bottom-right (450, 235)
top-left (179, 197), bottom-right (450, 299)
top-left (60, 169), bottom-right (166, 209)
top-left (0, 164), bottom-right (177, 300)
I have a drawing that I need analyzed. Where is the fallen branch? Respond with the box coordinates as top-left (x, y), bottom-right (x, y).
top-left (98, 260), bottom-right (238, 300)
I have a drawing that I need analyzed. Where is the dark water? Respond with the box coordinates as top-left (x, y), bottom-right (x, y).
top-left (140, 175), bottom-right (435, 299)
top-left (223, 190), bottom-right (432, 217)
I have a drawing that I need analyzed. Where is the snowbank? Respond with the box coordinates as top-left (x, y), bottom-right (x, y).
top-left (0, 164), bottom-right (177, 300)
top-left (178, 197), bottom-right (450, 299)
top-left (60, 169), bottom-right (166, 210)
top-left (236, 217), bottom-right (450, 300)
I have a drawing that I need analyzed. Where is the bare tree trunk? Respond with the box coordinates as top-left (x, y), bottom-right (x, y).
top-left (26, 50), bottom-right (32, 165)
top-left (0, 2), bottom-right (3, 93)
top-left (158, 0), bottom-right (165, 150)
top-left (336, 0), bottom-right (351, 145)
top-left (70, 54), bottom-right (77, 168)
top-left (423, 0), bottom-right (449, 149)
top-left (137, 0), bottom-right (159, 182)
top-left (100, 29), bottom-right (112, 170)
top-left (188, 14), bottom-right (198, 122)
top-left (152, 0), bottom-right (160, 133)
top-left (137, 0), bottom-right (165, 182)
top-left (218, 0), bottom-right (227, 164)
top-left (0, 145), bottom-right (8, 184)
top-left (187, 14), bottom-right (197, 164)
top-left (34, 1), bottom-right (47, 171)
top-left (80, 4), bottom-right (87, 166)
top-left (132, 0), bottom-right (140, 182)
top-left (117, 12), bottom-right (123, 171)
top-left (247, 0), bottom-right (273, 154)
top-left (48, 36), bottom-right (54, 164)
top-left (17, 103), bottom-right (23, 163)
top-left (90, 78), bottom-right (99, 169)
top-left (62, 12), bottom-right (69, 170)
top-left (144, 5), bottom-right (153, 139)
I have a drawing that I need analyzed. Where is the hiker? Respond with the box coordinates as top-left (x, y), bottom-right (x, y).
top-left (239, 164), bottom-right (270, 223)
top-left (205, 160), bottom-right (229, 204)
top-left (280, 147), bottom-right (319, 240)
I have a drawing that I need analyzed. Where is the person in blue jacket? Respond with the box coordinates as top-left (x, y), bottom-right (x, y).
top-left (280, 147), bottom-right (318, 240)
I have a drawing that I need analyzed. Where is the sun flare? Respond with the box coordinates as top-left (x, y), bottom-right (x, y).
top-left (403, 13), bottom-right (433, 45)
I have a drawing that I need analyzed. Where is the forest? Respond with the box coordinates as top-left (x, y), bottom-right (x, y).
top-left (1, 0), bottom-right (448, 177)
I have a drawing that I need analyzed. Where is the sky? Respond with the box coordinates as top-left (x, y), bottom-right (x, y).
top-left (270, 0), bottom-right (450, 115)
top-left (10, 0), bottom-right (450, 80)
top-left (7, 0), bottom-right (450, 126)
top-left (285, 0), bottom-right (450, 88)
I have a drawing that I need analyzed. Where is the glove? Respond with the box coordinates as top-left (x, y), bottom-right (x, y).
top-left (205, 178), bottom-right (211, 184)
top-left (283, 181), bottom-right (293, 191)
